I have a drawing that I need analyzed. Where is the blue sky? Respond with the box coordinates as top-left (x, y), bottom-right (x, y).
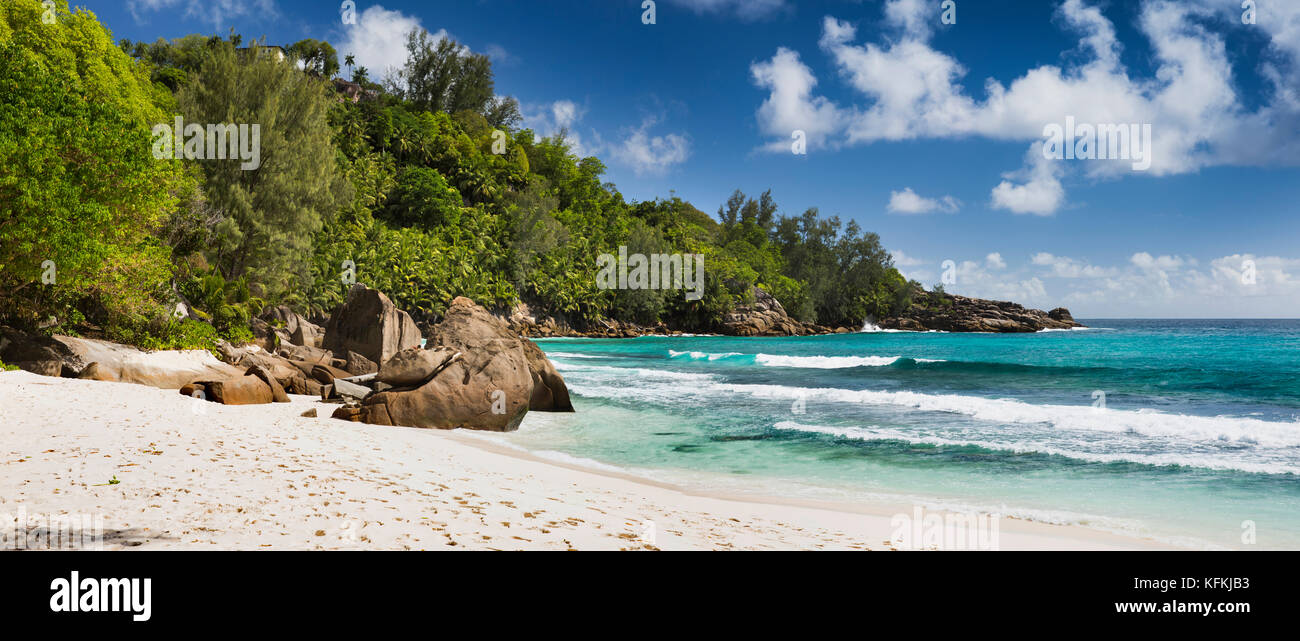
top-left (89, 0), bottom-right (1300, 317)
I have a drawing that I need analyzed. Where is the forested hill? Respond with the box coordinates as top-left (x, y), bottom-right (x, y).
top-left (1, 0), bottom-right (920, 349)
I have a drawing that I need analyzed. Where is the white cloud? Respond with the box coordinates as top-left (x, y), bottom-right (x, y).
top-left (611, 117), bottom-right (691, 175)
top-left (128, 0), bottom-right (277, 29)
top-left (523, 100), bottom-right (603, 159)
top-left (750, 48), bottom-right (846, 152)
top-left (752, 0), bottom-right (1300, 214)
top-left (666, 0), bottom-right (788, 20)
top-left (886, 187), bottom-right (960, 214)
top-left (890, 250), bottom-right (925, 267)
top-left (337, 6), bottom-right (435, 82)
top-left (937, 250), bottom-right (1300, 316)
top-left (990, 144), bottom-right (1066, 215)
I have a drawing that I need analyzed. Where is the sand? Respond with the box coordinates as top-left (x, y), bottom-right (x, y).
top-left (0, 370), bottom-right (1170, 550)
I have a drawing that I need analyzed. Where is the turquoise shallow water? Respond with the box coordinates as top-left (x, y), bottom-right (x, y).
top-left (501, 320), bottom-right (1300, 548)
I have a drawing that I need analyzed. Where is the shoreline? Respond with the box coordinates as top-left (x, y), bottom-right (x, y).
top-left (0, 371), bottom-right (1171, 550)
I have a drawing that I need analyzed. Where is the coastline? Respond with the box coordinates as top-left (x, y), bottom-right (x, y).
top-left (0, 371), bottom-right (1170, 550)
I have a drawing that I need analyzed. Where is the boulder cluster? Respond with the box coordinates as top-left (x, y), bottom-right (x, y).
top-left (1, 284), bottom-right (573, 432)
top-left (878, 290), bottom-right (1083, 333)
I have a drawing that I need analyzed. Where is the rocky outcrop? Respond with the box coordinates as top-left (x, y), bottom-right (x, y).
top-left (518, 339), bottom-right (573, 411)
top-left (357, 296), bottom-right (566, 431)
top-left (182, 375), bottom-right (275, 405)
top-left (259, 305), bottom-right (324, 348)
top-left (343, 350), bottom-right (378, 376)
top-left (322, 284), bottom-right (423, 367)
top-left (720, 287), bottom-right (825, 337)
top-left (879, 289), bottom-right (1084, 333)
top-left (376, 346), bottom-right (459, 388)
top-left (0, 328), bottom-right (77, 376)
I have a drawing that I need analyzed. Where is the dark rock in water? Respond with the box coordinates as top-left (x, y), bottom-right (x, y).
top-left (518, 338), bottom-right (574, 412)
top-left (878, 288), bottom-right (1084, 333)
top-left (1048, 307), bottom-right (1075, 323)
top-left (322, 284), bottom-right (423, 367)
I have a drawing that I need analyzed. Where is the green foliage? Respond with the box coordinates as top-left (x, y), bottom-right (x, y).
top-left (0, 0), bottom-right (189, 332)
top-left (286, 38), bottom-right (339, 78)
top-left (3, 7), bottom-right (915, 348)
top-left (178, 38), bottom-right (347, 300)
top-left (384, 167), bottom-right (463, 229)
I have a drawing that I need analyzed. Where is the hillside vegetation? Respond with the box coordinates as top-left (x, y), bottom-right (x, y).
top-left (0, 0), bottom-right (917, 349)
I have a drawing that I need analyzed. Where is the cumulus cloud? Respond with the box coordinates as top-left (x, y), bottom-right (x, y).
top-left (336, 5), bottom-right (432, 82)
top-left (886, 187), bottom-right (960, 214)
top-left (990, 144), bottom-right (1067, 215)
top-left (611, 117), bottom-right (692, 175)
top-left (922, 250), bottom-right (1300, 316)
top-left (523, 100), bottom-right (603, 158)
top-left (751, 0), bottom-right (1300, 214)
top-left (750, 48), bottom-right (846, 152)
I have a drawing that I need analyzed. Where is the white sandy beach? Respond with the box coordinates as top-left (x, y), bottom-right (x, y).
top-left (0, 370), bottom-right (1170, 550)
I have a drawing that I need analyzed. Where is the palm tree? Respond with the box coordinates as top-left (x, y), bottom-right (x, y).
top-left (344, 53), bottom-right (355, 77)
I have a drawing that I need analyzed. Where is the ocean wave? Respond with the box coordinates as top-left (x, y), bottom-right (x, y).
top-left (772, 421), bottom-right (1300, 475)
top-left (546, 351), bottom-right (603, 359)
top-left (668, 349), bottom-right (944, 368)
top-left (552, 361), bottom-right (717, 383)
top-left (721, 383), bottom-right (1300, 448)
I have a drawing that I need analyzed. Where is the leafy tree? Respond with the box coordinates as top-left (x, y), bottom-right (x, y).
top-left (0, 0), bottom-right (191, 333)
top-left (287, 38), bottom-right (339, 78)
top-left (384, 167), bottom-right (463, 229)
top-left (178, 38), bottom-right (347, 300)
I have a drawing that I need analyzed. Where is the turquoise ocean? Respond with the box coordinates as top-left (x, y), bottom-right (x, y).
top-left (495, 320), bottom-right (1300, 549)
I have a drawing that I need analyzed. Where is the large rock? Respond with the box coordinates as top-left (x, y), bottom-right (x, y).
top-left (376, 346), bottom-right (459, 388)
top-left (519, 339), bottom-right (573, 412)
top-left (0, 328), bottom-right (73, 376)
top-left (53, 335), bottom-right (244, 389)
top-left (429, 296), bottom-right (573, 412)
top-left (322, 285), bottom-right (423, 367)
top-left (720, 287), bottom-right (813, 337)
top-left (260, 305), bottom-right (324, 348)
top-left (879, 288), bottom-right (1085, 333)
top-left (343, 350), bottom-right (378, 376)
top-left (244, 364), bottom-right (290, 403)
top-left (357, 297), bottom-right (537, 431)
top-left (186, 375), bottom-right (275, 405)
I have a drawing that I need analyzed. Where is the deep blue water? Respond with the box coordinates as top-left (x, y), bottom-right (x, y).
top-left (500, 320), bottom-right (1300, 548)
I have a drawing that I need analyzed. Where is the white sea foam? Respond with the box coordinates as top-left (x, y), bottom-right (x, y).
top-left (771, 421), bottom-right (1300, 475)
top-left (668, 350), bottom-right (944, 368)
top-left (668, 349), bottom-right (745, 361)
top-left (721, 384), bottom-right (1300, 448)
